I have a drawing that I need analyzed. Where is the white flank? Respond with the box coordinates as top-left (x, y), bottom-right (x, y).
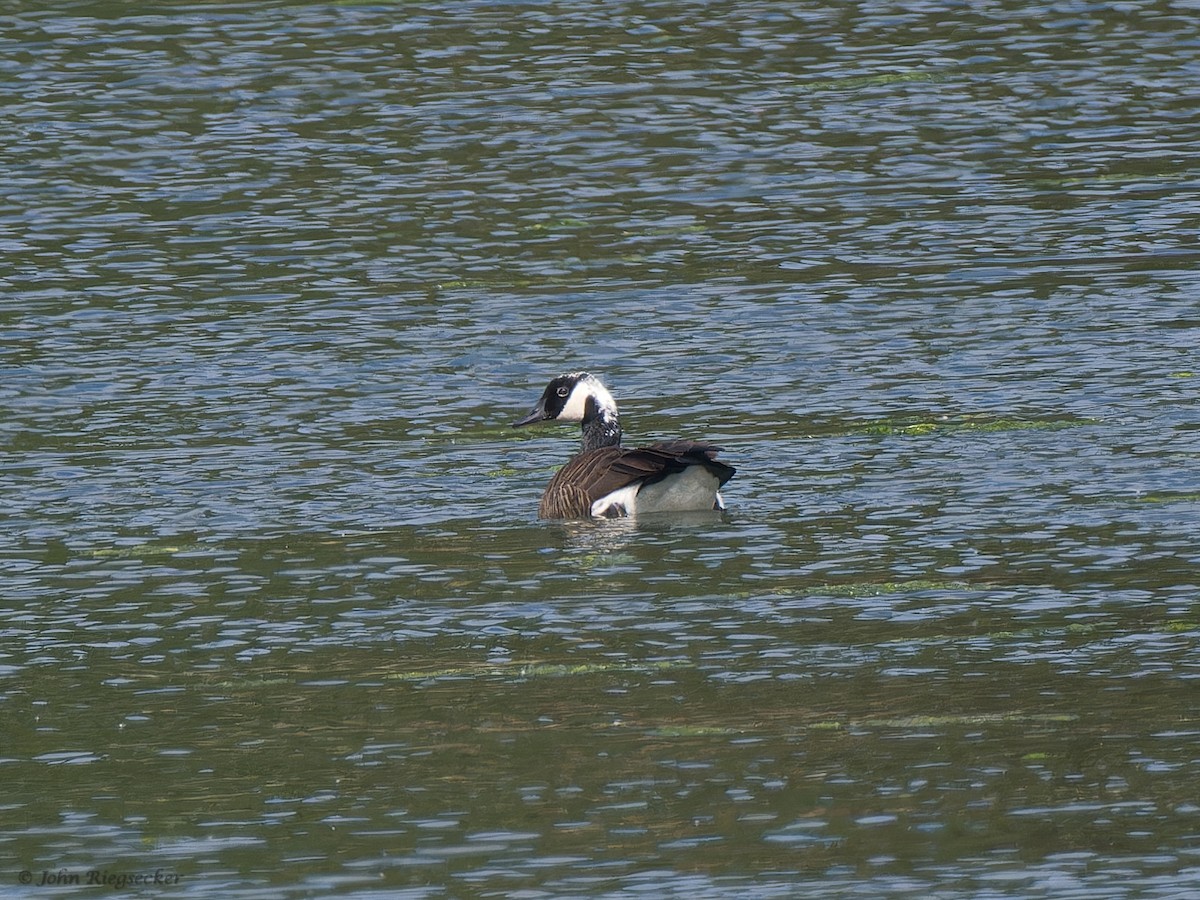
top-left (590, 484), bottom-right (640, 518)
top-left (635, 466), bottom-right (722, 513)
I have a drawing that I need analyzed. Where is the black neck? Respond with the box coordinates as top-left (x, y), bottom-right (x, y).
top-left (580, 397), bottom-right (621, 451)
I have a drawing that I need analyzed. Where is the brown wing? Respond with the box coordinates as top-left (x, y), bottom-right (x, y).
top-left (538, 443), bottom-right (735, 519)
top-left (538, 447), bottom-right (637, 519)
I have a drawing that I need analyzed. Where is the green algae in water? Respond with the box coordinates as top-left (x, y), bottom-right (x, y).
top-left (812, 579), bottom-right (976, 599)
top-left (803, 70), bottom-right (948, 93)
top-left (648, 725), bottom-right (748, 738)
top-left (485, 465), bottom-right (522, 477)
top-left (797, 711), bottom-right (1078, 735)
top-left (1132, 492), bottom-right (1200, 505)
top-left (646, 712), bottom-right (1079, 740)
top-left (854, 415), bottom-right (1098, 438)
top-left (87, 543), bottom-right (200, 560)
top-left (1164, 621), bottom-right (1200, 633)
top-left (860, 712), bottom-right (1077, 729)
top-left (384, 659), bottom-right (679, 683)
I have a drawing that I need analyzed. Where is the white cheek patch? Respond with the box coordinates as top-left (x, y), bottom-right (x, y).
top-left (558, 378), bottom-right (615, 423)
top-left (558, 382), bottom-right (591, 422)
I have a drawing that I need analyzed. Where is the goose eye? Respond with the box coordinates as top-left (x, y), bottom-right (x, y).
top-left (556, 386), bottom-right (569, 398)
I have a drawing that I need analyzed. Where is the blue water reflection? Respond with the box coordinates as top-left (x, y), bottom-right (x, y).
top-left (3, 0), bottom-right (1199, 896)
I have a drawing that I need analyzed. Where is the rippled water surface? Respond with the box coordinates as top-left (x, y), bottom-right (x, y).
top-left (3, 0), bottom-right (1200, 896)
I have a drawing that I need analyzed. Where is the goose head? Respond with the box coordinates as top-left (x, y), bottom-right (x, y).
top-left (513, 372), bottom-right (618, 427)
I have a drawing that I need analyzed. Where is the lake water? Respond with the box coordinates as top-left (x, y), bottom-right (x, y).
top-left (3, 0), bottom-right (1199, 896)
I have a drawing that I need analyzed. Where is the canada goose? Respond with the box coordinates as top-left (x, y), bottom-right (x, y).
top-left (514, 372), bottom-right (735, 519)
